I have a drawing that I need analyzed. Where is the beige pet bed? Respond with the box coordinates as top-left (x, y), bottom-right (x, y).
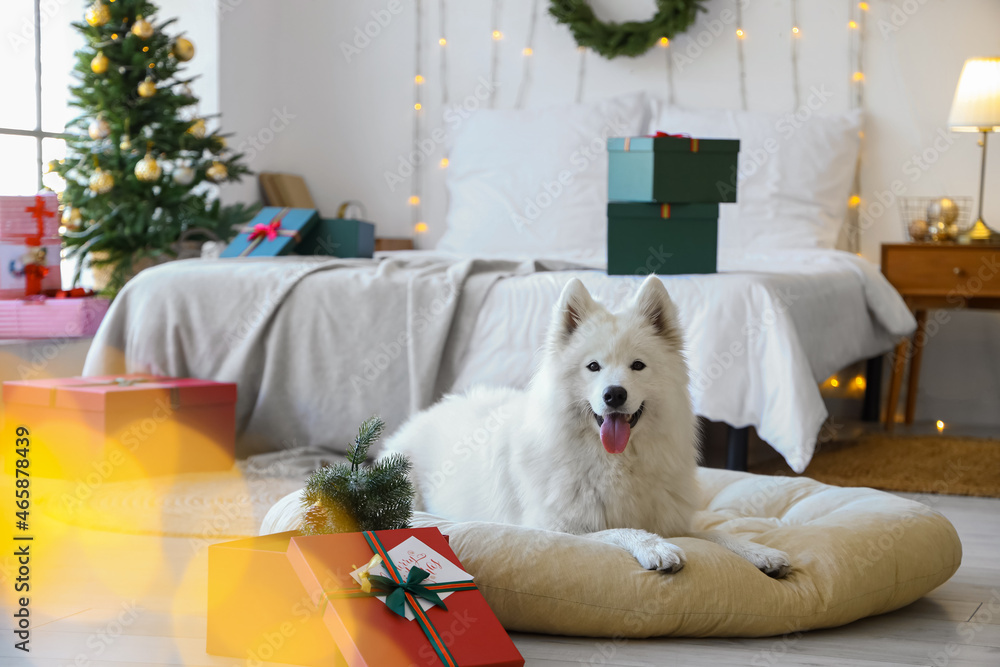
top-left (260, 468), bottom-right (962, 638)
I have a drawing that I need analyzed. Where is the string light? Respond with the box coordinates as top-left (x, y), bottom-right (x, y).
top-left (736, 28), bottom-right (745, 38)
top-left (415, 222), bottom-right (429, 233)
top-left (791, 26), bottom-right (800, 35)
top-left (848, 20), bottom-right (858, 28)
top-left (659, 37), bottom-right (669, 47)
top-left (439, 157), bottom-right (449, 168)
top-left (858, 2), bottom-right (869, 10)
top-left (414, 74), bottom-right (424, 84)
top-left (936, 420), bottom-right (945, 432)
top-left (830, 378), bottom-right (840, 388)
top-left (854, 376), bottom-right (866, 390)
top-left (492, 30), bottom-right (503, 40)
top-left (849, 195), bottom-right (861, 207)
top-left (853, 71), bottom-right (864, 82)
top-left (438, 37), bottom-right (447, 46)
top-left (414, 102), bottom-right (422, 110)
top-left (408, 195), bottom-right (420, 205)
top-left (522, 47), bottom-right (533, 56)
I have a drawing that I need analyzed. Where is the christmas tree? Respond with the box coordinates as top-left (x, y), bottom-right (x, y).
top-left (52, 0), bottom-right (255, 294)
top-left (301, 416), bottom-right (415, 535)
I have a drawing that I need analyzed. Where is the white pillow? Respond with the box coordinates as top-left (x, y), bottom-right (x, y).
top-left (437, 93), bottom-right (649, 263)
top-left (650, 104), bottom-right (862, 250)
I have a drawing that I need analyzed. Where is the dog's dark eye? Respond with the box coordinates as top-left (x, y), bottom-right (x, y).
top-left (586, 361), bottom-right (601, 372)
top-left (631, 360), bottom-right (646, 371)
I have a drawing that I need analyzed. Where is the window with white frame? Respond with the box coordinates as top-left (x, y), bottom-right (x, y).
top-left (1, 0), bottom-right (84, 195)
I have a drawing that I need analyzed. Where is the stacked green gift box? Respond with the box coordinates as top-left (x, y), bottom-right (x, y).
top-left (606, 134), bottom-right (740, 276)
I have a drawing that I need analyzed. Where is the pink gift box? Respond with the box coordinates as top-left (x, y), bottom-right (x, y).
top-left (0, 296), bottom-right (109, 339)
top-left (0, 193), bottom-right (60, 241)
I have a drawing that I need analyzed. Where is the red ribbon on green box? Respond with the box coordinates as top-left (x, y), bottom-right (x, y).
top-left (320, 531), bottom-right (478, 667)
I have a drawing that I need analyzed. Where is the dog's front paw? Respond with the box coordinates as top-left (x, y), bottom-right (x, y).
top-left (742, 544), bottom-right (792, 579)
top-left (633, 538), bottom-right (686, 573)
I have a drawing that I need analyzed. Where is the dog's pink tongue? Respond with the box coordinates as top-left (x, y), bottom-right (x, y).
top-left (600, 414), bottom-right (630, 454)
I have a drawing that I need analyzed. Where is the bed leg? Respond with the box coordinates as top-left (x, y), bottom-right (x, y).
top-left (725, 426), bottom-right (749, 472)
top-left (862, 355), bottom-right (883, 422)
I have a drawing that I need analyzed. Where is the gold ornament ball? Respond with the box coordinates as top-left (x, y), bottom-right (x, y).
top-left (91, 51), bottom-right (109, 74)
top-left (131, 15), bottom-right (154, 40)
top-left (186, 118), bottom-right (206, 138)
top-left (62, 206), bottom-right (82, 229)
top-left (120, 135), bottom-right (132, 151)
top-left (134, 152), bottom-right (162, 182)
top-left (908, 219), bottom-right (929, 241)
top-left (172, 37), bottom-right (195, 62)
top-left (138, 77), bottom-right (156, 98)
top-left (85, 2), bottom-right (110, 27)
top-left (88, 116), bottom-right (110, 140)
top-left (929, 220), bottom-right (950, 242)
top-left (206, 161), bottom-right (228, 182)
top-left (89, 168), bottom-right (114, 194)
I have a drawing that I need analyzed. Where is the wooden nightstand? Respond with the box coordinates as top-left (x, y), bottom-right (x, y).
top-left (881, 243), bottom-right (1000, 429)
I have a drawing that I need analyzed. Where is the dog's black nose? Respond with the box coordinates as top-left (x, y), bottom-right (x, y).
top-left (603, 385), bottom-right (627, 409)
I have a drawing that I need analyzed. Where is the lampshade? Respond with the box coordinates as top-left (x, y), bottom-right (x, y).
top-left (948, 57), bottom-right (1000, 132)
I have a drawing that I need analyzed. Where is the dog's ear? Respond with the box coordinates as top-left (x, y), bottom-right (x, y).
top-left (550, 278), bottom-right (597, 343)
top-left (632, 276), bottom-right (682, 346)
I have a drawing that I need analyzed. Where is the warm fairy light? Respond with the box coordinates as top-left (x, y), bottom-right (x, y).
top-left (859, 2), bottom-right (869, 10)
top-left (849, 195), bottom-right (861, 207)
top-left (848, 20), bottom-right (858, 29)
top-left (492, 30), bottom-right (503, 40)
top-left (408, 195), bottom-right (420, 206)
top-left (659, 37), bottom-right (669, 47)
top-left (792, 26), bottom-right (800, 34)
top-left (854, 376), bottom-right (866, 390)
top-left (439, 157), bottom-right (449, 168)
top-left (522, 47), bottom-right (533, 56)
top-left (858, 130), bottom-right (865, 139)
top-left (148, 63), bottom-right (154, 68)
top-left (414, 102), bottom-right (422, 111)
top-left (414, 74), bottom-right (424, 84)
top-left (736, 28), bottom-right (745, 39)
top-left (830, 378), bottom-right (840, 388)
top-left (853, 71), bottom-right (864, 82)
top-left (142, 46), bottom-right (149, 52)
top-left (936, 420), bottom-right (945, 432)
top-left (438, 37), bottom-right (447, 46)
top-left (111, 33), bottom-right (118, 39)
top-left (414, 222), bottom-right (429, 233)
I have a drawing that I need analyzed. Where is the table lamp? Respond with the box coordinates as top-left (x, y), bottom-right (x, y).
top-left (949, 57), bottom-right (1000, 242)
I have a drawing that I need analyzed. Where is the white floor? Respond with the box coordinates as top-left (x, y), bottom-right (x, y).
top-left (1, 491), bottom-right (997, 667)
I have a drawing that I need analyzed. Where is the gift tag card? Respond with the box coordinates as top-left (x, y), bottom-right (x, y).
top-left (350, 536), bottom-right (473, 621)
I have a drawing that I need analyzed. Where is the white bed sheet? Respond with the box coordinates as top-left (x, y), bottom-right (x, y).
top-left (435, 248), bottom-right (915, 473)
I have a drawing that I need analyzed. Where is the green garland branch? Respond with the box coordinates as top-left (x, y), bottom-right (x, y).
top-left (549, 0), bottom-right (706, 59)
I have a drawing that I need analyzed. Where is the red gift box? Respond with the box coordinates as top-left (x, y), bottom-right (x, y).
top-left (288, 528), bottom-right (524, 667)
top-left (2, 373), bottom-right (236, 480)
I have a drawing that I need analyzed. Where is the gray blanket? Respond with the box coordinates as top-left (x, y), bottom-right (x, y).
top-left (83, 255), bottom-right (571, 457)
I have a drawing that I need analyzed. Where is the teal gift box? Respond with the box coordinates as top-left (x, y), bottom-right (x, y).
top-left (220, 207), bottom-right (319, 258)
top-left (607, 136), bottom-right (740, 203)
top-left (296, 218), bottom-right (375, 258)
top-left (607, 202), bottom-right (718, 276)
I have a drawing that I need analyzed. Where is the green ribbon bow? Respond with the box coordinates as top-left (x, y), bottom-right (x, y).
top-left (367, 565), bottom-right (448, 618)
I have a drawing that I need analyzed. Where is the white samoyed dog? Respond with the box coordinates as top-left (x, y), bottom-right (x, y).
top-left (379, 276), bottom-right (791, 577)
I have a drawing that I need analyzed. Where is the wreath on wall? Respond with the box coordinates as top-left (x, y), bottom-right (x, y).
top-left (549, 0), bottom-right (707, 59)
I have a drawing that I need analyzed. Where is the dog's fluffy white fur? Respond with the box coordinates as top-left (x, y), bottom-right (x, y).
top-left (380, 276), bottom-right (790, 577)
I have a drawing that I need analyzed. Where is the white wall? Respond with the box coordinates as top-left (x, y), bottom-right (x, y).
top-left (216, 0), bottom-right (1000, 425)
